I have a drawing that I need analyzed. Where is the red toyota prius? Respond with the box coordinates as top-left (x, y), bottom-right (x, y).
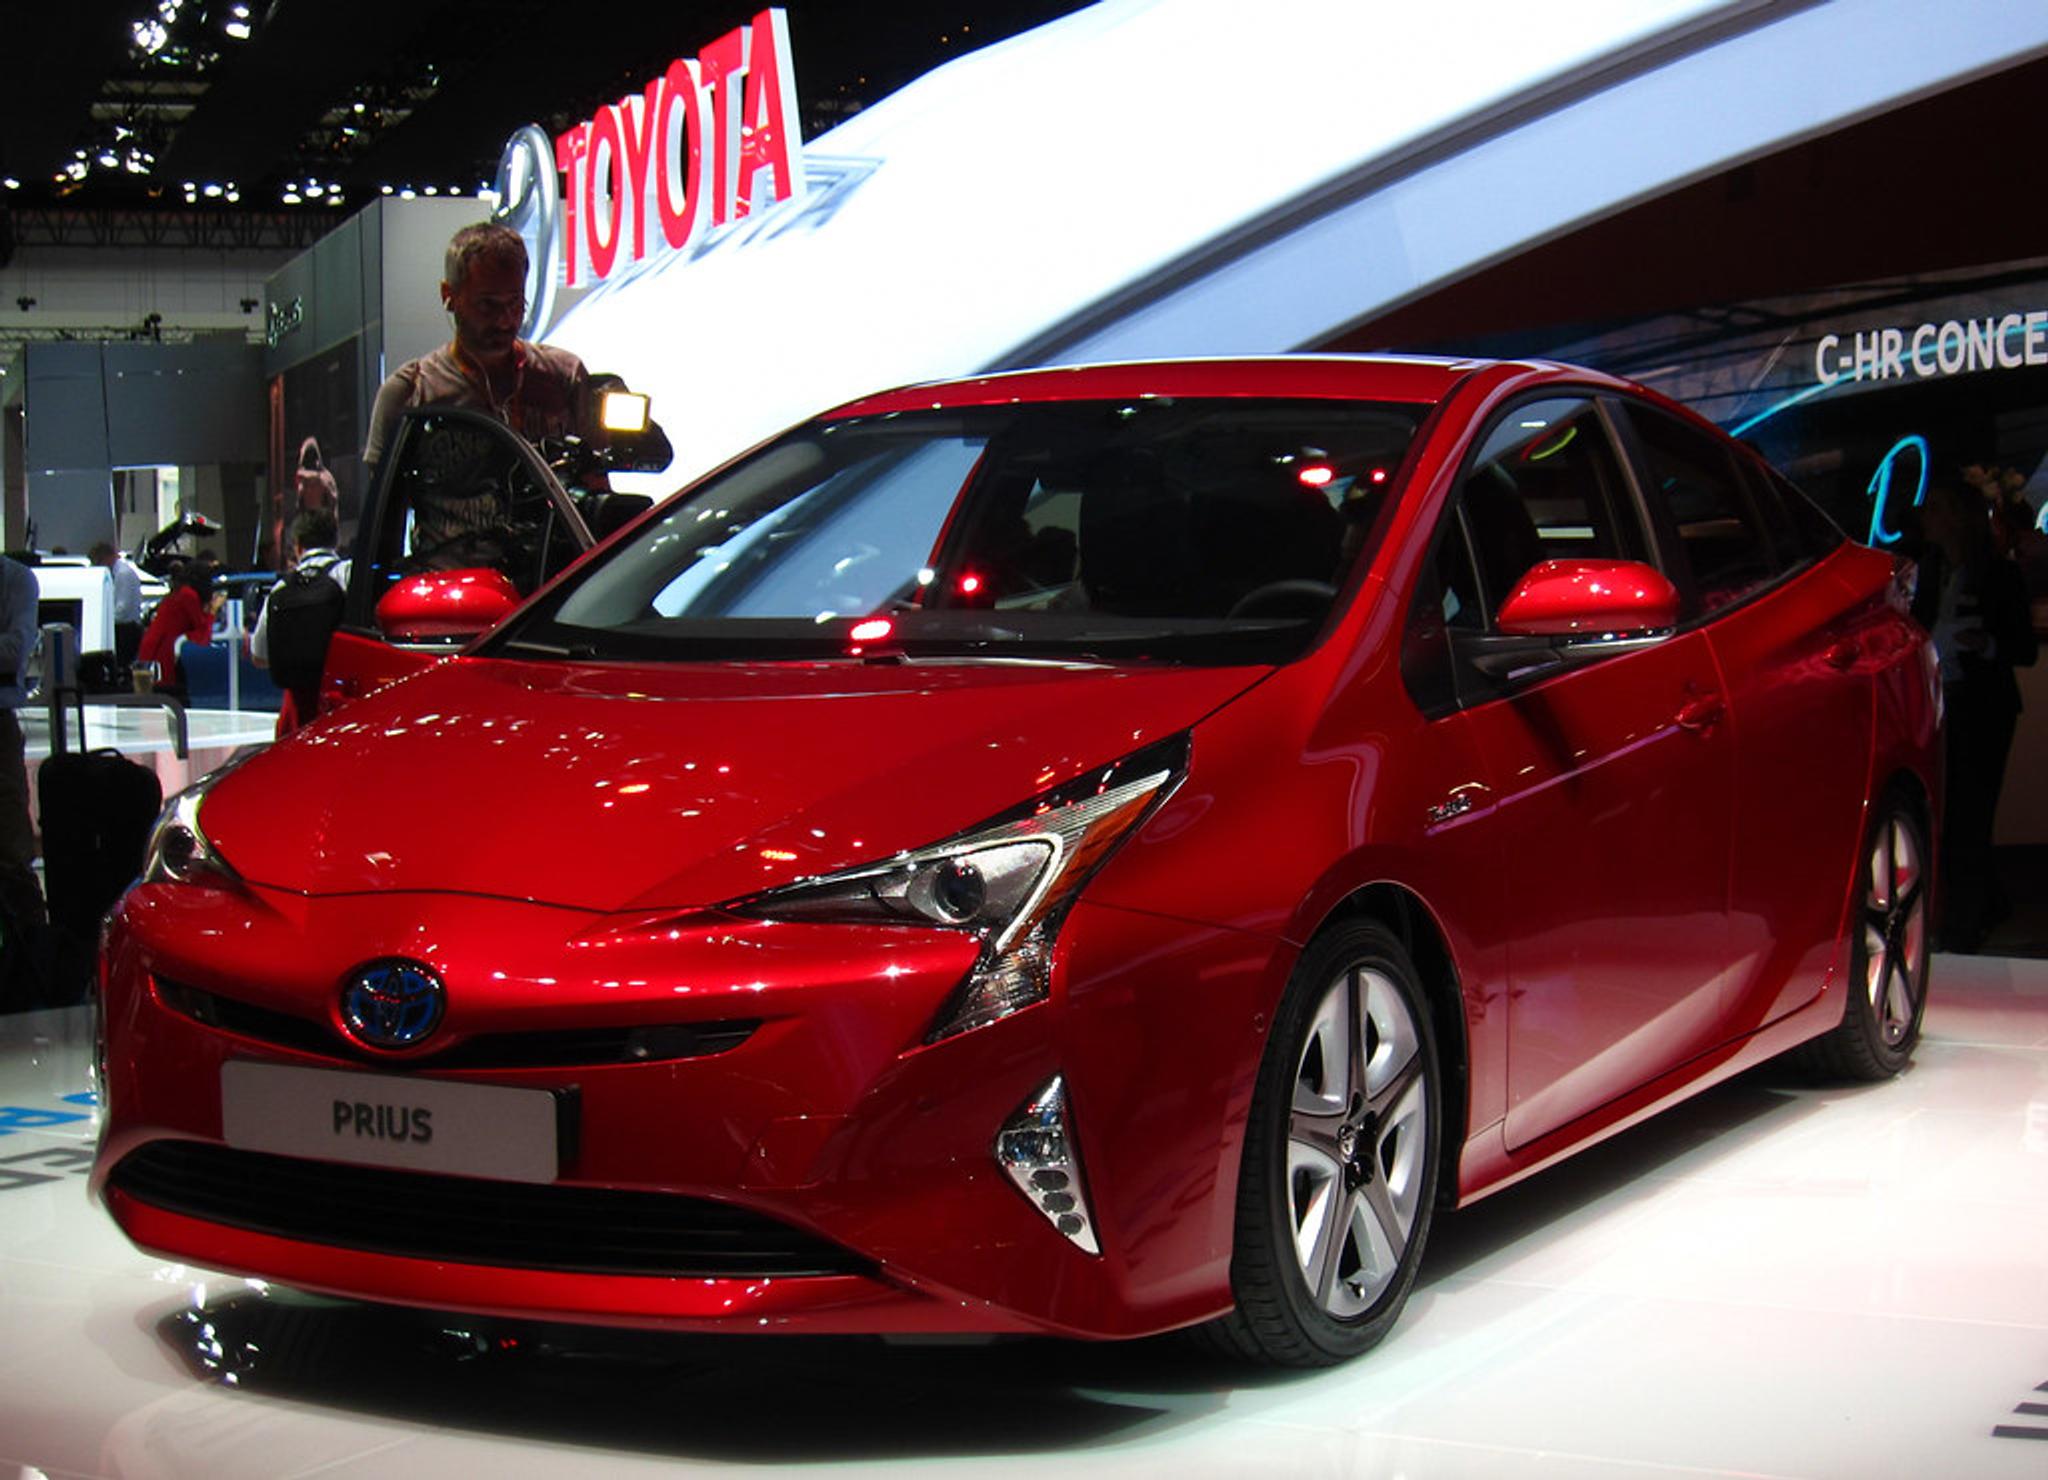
top-left (93, 356), bottom-right (1939, 1367)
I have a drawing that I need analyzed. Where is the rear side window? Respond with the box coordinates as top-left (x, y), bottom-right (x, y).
top-left (1749, 461), bottom-right (1845, 560)
top-left (1626, 406), bottom-right (1780, 615)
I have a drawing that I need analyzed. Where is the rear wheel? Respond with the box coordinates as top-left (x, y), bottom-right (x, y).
top-left (1204, 920), bottom-right (1440, 1366)
top-left (1796, 797), bottom-right (1929, 1081)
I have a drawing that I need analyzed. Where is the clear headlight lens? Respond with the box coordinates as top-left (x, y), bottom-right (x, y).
top-left (733, 737), bottom-right (1186, 1041)
top-left (142, 778), bottom-right (241, 888)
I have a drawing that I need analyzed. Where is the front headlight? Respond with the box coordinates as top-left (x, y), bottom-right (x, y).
top-left (732, 736), bottom-right (1186, 1041)
top-left (142, 768), bottom-right (245, 888)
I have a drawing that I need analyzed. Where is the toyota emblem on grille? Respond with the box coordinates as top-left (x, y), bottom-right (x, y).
top-left (339, 959), bottom-right (446, 1050)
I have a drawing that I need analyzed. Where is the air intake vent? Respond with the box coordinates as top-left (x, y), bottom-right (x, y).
top-left (112, 1141), bottom-right (865, 1278)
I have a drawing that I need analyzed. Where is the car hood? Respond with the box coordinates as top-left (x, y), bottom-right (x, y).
top-left (201, 656), bottom-right (1269, 912)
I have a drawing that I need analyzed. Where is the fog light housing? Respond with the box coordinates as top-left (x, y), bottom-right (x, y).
top-left (995, 1075), bottom-right (1099, 1256)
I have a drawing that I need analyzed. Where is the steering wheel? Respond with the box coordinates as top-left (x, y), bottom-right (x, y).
top-left (1227, 579), bottom-right (1338, 620)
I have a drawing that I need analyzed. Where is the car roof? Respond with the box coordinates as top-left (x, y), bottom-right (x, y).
top-left (823, 354), bottom-right (1516, 419)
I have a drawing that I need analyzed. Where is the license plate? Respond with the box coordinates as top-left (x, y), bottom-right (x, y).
top-left (220, 1061), bottom-right (560, 1184)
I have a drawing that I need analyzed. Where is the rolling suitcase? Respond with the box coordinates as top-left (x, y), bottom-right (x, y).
top-left (37, 692), bottom-right (163, 947)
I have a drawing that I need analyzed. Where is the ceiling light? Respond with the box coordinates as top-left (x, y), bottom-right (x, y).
top-left (281, 190), bottom-right (301, 204)
top-left (225, 20), bottom-right (249, 39)
top-left (423, 185), bottom-right (438, 196)
top-left (202, 183), bottom-right (222, 197)
top-left (1, 178), bottom-right (17, 191)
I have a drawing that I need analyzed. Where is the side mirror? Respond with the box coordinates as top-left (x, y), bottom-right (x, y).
top-left (1496, 559), bottom-right (1679, 638)
top-left (375, 568), bottom-right (521, 644)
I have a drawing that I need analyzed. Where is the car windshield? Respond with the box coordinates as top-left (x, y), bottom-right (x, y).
top-left (494, 396), bottom-right (1426, 664)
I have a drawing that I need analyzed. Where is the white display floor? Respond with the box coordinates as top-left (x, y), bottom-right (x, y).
top-left (2, 954), bottom-right (2043, 1479)
top-left (19, 702), bottom-right (276, 814)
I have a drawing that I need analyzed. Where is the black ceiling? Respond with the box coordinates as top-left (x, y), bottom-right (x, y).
top-left (0, 1), bottom-right (1088, 217)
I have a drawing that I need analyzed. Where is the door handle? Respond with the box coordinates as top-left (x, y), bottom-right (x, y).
top-left (1675, 693), bottom-right (1725, 732)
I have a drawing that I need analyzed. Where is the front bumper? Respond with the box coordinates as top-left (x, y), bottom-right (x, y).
top-left (92, 880), bottom-right (1282, 1339)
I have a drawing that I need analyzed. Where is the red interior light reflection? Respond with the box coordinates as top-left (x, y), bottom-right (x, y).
top-left (1297, 465), bottom-right (1335, 488)
top-left (849, 618), bottom-right (893, 643)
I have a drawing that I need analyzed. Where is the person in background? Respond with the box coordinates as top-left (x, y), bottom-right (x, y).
top-left (135, 556), bottom-right (224, 699)
top-left (270, 437), bottom-right (341, 571)
top-left (252, 508), bottom-right (350, 737)
top-left (89, 540), bottom-right (146, 666)
top-left (0, 556), bottom-right (44, 933)
top-left (362, 221), bottom-right (603, 483)
top-left (294, 437), bottom-right (339, 517)
top-left (1919, 477), bottom-right (2039, 951)
top-left (251, 508), bottom-right (347, 668)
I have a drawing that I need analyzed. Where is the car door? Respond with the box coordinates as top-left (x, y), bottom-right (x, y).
top-left (319, 407), bottom-right (594, 718)
top-left (1614, 402), bottom-right (1876, 1031)
top-left (1430, 393), bottom-right (1737, 1154)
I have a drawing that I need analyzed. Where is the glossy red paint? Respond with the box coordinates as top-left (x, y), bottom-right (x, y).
top-left (1495, 558), bottom-right (1680, 636)
top-left (315, 628), bottom-right (439, 717)
top-left (93, 355), bottom-right (1940, 1347)
top-left (374, 569), bottom-right (522, 642)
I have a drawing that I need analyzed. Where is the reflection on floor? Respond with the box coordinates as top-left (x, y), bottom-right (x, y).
top-left (2, 956), bottom-right (2044, 1479)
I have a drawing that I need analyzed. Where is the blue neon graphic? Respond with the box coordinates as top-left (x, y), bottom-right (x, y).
top-left (1865, 435), bottom-right (1930, 546)
top-left (1729, 378), bottom-right (1839, 438)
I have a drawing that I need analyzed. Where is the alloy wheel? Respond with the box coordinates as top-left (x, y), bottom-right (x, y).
top-left (1286, 964), bottom-right (1430, 1318)
top-left (1863, 812), bottom-right (1926, 1046)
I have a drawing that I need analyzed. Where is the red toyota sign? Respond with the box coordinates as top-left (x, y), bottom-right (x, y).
top-left (545, 8), bottom-right (805, 290)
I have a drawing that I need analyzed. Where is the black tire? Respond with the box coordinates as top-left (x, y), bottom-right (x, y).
top-left (1794, 795), bottom-right (1930, 1081)
top-left (1201, 919), bottom-right (1441, 1366)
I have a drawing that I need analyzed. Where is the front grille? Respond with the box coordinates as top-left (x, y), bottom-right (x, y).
top-left (111, 1141), bottom-right (868, 1278)
top-left (156, 980), bottom-right (758, 1069)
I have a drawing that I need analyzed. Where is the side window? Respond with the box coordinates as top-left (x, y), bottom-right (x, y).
top-left (1404, 397), bottom-right (1647, 710)
top-left (1739, 457), bottom-right (1803, 566)
top-left (1753, 462), bottom-right (1846, 559)
top-left (1626, 407), bottom-right (1781, 614)
top-left (1436, 507), bottom-right (1484, 632)
top-left (362, 410), bottom-right (587, 617)
top-left (1401, 513), bottom-right (1477, 716)
top-left (1457, 396), bottom-right (1643, 620)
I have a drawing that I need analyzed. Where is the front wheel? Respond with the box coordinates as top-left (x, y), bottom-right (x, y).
top-left (1203, 920), bottom-right (1441, 1366)
top-left (1796, 795), bottom-right (1930, 1081)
